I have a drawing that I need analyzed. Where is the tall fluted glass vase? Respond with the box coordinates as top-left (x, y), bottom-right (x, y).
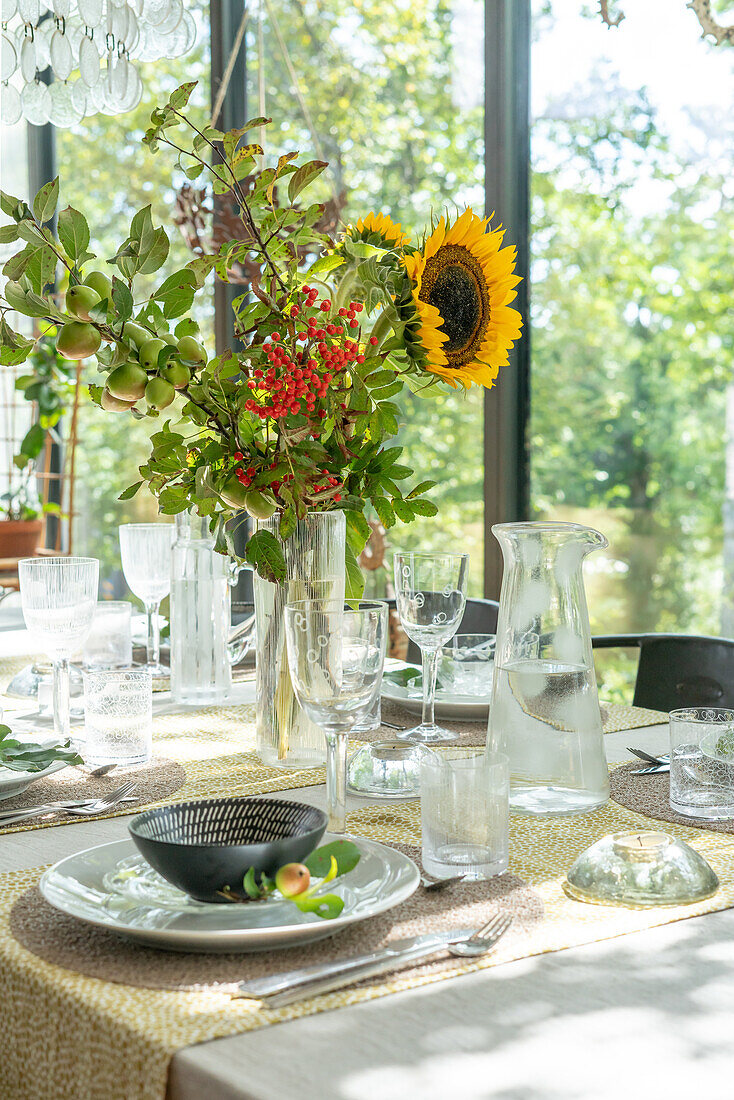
top-left (254, 511), bottom-right (346, 768)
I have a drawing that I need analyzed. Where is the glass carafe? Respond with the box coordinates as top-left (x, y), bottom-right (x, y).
top-left (487, 521), bottom-right (609, 816)
top-left (169, 514), bottom-right (254, 705)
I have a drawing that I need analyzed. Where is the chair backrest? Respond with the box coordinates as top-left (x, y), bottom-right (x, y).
top-left (386, 597), bottom-right (499, 663)
top-left (633, 635), bottom-right (734, 712)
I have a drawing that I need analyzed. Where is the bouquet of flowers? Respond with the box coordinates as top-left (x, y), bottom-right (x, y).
top-left (0, 81), bottom-right (522, 592)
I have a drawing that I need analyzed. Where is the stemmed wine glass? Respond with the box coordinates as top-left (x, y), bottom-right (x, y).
top-left (18, 556), bottom-right (99, 741)
top-left (393, 551), bottom-right (469, 742)
top-left (285, 599), bottom-right (388, 832)
top-left (119, 523), bottom-right (174, 676)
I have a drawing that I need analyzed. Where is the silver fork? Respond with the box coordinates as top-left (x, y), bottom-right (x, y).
top-left (627, 747), bottom-right (670, 766)
top-left (235, 913), bottom-right (512, 1007)
top-left (0, 782), bottom-right (138, 827)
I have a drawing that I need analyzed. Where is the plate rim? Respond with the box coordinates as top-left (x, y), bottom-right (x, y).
top-left (0, 758), bottom-right (69, 794)
top-left (39, 834), bottom-right (420, 946)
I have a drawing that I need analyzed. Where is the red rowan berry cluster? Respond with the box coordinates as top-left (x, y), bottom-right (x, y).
top-left (241, 285), bottom-right (366, 425)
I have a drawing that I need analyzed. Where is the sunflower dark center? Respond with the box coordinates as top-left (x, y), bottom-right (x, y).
top-left (420, 243), bottom-right (491, 367)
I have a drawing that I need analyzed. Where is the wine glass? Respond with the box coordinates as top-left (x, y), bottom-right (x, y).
top-left (285, 599), bottom-right (388, 832)
top-left (393, 551), bottom-right (469, 742)
top-left (119, 523), bottom-right (174, 675)
top-left (18, 556), bottom-right (99, 742)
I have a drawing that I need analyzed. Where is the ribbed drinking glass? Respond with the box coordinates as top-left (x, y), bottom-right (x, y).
top-left (19, 556), bottom-right (98, 741)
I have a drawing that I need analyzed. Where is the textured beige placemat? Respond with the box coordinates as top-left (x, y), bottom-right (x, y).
top-left (373, 699), bottom-right (667, 746)
top-left (610, 761), bottom-right (734, 834)
top-left (3, 795), bottom-right (734, 1100)
top-left (0, 704), bottom-right (327, 835)
top-left (0, 757), bottom-right (185, 828)
top-left (9, 854), bottom-right (543, 992)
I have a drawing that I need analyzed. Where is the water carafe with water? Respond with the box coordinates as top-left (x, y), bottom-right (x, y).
top-left (487, 521), bottom-right (609, 816)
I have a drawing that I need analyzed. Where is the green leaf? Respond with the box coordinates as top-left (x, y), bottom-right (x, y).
top-left (32, 177), bottom-right (59, 224)
top-left (372, 495), bottom-right (396, 529)
top-left (407, 480), bottom-right (437, 499)
top-left (57, 206), bottom-right (90, 261)
top-left (169, 81), bottom-right (197, 110)
top-left (0, 725), bottom-right (83, 773)
top-left (346, 509), bottom-right (371, 553)
top-left (306, 253), bottom-right (345, 278)
top-left (0, 224), bottom-right (20, 244)
top-left (408, 498), bottom-right (439, 517)
top-left (392, 497), bottom-right (414, 523)
top-left (118, 481), bottom-right (143, 501)
top-left (152, 268), bottom-right (197, 318)
top-left (287, 159), bottom-right (329, 203)
top-left (242, 866), bottom-right (264, 899)
top-left (110, 278), bottom-right (133, 321)
top-left (344, 543), bottom-right (365, 600)
top-left (279, 506), bottom-right (297, 541)
top-left (138, 226), bottom-right (170, 275)
top-left (290, 892), bottom-right (345, 920)
top-left (244, 528), bottom-right (287, 584)
top-left (18, 423), bottom-right (45, 461)
top-left (304, 840), bottom-right (361, 878)
top-left (364, 369), bottom-right (397, 389)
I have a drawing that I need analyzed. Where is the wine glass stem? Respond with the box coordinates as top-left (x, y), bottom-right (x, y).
top-left (52, 657), bottom-right (70, 742)
top-left (421, 646), bottom-right (440, 728)
top-left (145, 600), bottom-right (161, 669)
top-left (325, 729), bottom-right (348, 833)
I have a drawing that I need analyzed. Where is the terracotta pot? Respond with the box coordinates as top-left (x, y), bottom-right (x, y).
top-left (0, 520), bottom-right (43, 558)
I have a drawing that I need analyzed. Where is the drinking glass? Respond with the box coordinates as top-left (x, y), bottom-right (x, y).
top-left (119, 523), bottom-right (174, 676)
top-left (18, 556), bottom-right (98, 741)
top-left (669, 708), bottom-right (734, 820)
top-left (82, 601), bottom-right (133, 669)
top-left (421, 748), bottom-right (509, 880)
top-left (82, 668), bottom-right (153, 766)
top-left (284, 599), bottom-right (388, 832)
top-left (393, 551), bottom-right (468, 742)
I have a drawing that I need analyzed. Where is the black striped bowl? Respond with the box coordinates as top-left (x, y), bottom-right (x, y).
top-left (128, 797), bottom-right (328, 903)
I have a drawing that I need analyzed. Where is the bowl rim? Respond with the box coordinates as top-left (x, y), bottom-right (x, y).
top-left (128, 795), bottom-right (328, 849)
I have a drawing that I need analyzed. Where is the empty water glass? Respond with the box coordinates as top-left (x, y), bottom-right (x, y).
top-left (393, 551), bottom-right (468, 742)
top-left (82, 668), bottom-right (153, 766)
top-left (119, 523), bottom-right (173, 676)
top-left (669, 708), bottom-right (734, 820)
top-left (83, 601), bottom-right (133, 669)
top-left (421, 748), bottom-right (509, 879)
top-left (440, 634), bottom-right (495, 696)
top-left (19, 556), bottom-right (98, 741)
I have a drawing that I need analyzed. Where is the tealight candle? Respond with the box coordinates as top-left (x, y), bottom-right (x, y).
top-left (612, 831), bottom-right (672, 862)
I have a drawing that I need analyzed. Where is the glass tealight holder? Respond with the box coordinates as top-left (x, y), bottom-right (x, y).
top-left (347, 739), bottom-right (434, 798)
top-left (565, 830), bottom-right (719, 908)
top-left (83, 601), bottom-right (133, 670)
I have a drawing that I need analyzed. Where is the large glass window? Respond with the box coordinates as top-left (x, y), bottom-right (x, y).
top-left (250, 0), bottom-right (487, 593)
top-left (530, 0), bottom-right (734, 696)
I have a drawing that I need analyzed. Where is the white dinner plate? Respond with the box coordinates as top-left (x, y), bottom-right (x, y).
top-left (382, 664), bottom-right (492, 722)
top-left (40, 835), bottom-right (420, 953)
top-left (0, 759), bottom-right (69, 801)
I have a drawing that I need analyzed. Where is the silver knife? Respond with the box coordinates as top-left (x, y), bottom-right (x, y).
top-left (631, 764), bottom-right (670, 775)
top-left (232, 928), bottom-right (476, 1004)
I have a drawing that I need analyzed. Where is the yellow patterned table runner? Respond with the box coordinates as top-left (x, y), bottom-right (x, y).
top-left (2, 794), bottom-right (734, 1100)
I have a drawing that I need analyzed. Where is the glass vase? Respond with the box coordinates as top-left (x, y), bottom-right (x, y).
top-left (169, 514), bottom-right (253, 705)
top-left (254, 511), bottom-right (346, 769)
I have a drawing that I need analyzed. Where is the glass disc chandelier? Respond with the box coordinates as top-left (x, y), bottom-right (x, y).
top-left (0, 0), bottom-right (197, 127)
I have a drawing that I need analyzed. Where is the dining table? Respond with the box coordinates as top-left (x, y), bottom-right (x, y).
top-left (1, 607), bottom-right (733, 1100)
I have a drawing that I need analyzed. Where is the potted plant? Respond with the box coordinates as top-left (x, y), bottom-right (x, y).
top-left (0, 471), bottom-right (43, 557)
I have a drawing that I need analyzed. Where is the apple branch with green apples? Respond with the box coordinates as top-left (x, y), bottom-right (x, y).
top-left (0, 81), bottom-right (442, 589)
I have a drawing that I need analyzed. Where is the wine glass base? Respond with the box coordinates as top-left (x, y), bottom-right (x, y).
top-left (139, 663), bottom-right (168, 679)
top-left (397, 723), bottom-right (460, 744)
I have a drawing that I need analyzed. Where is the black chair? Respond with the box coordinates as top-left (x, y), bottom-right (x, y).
top-left (386, 597), bottom-right (499, 664)
top-left (592, 633), bottom-right (734, 711)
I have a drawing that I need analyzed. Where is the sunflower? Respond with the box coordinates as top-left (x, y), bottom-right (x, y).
top-left (349, 211), bottom-right (410, 249)
top-left (403, 208), bottom-right (523, 389)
